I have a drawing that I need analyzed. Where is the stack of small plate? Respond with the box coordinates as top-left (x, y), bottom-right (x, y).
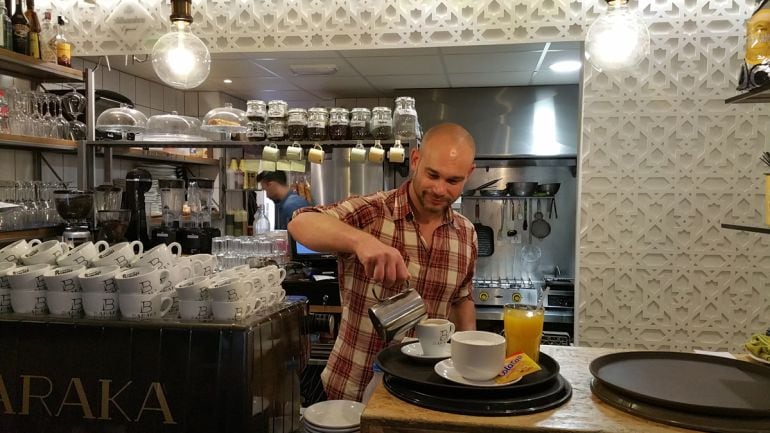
top-left (302, 400), bottom-right (364, 433)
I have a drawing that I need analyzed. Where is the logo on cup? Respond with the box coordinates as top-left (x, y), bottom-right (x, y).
top-left (74, 256), bottom-right (88, 265)
top-left (34, 296), bottom-right (46, 311)
top-left (102, 299), bottom-right (116, 312)
top-left (35, 275), bottom-right (46, 290)
top-left (139, 281), bottom-right (153, 294)
top-left (62, 279), bottom-right (77, 292)
top-left (226, 288), bottom-right (238, 301)
top-left (0, 293), bottom-right (9, 307)
top-left (103, 280), bottom-right (117, 293)
top-left (71, 298), bottom-right (82, 311)
top-left (115, 256), bottom-right (129, 267)
top-left (141, 301), bottom-right (153, 314)
top-left (197, 306), bottom-right (209, 318)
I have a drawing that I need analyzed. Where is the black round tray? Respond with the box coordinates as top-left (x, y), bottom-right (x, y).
top-left (591, 379), bottom-right (770, 433)
top-left (383, 373), bottom-right (571, 416)
top-left (590, 351), bottom-right (770, 417)
top-left (376, 343), bottom-right (560, 397)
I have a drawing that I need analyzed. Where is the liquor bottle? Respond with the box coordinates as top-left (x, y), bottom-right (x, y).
top-left (23, 0), bottom-right (39, 59)
top-left (740, 0), bottom-right (770, 90)
top-left (2, 0), bottom-right (9, 50)
top-left (0, 1), bottom-right (9, 50)
top-left (39, 8), bottom-right (54, 62)
top-left (51, 15), bottom-right (70, 66)
top-left (10, 0), bottom-right (28, 55)
top-left (253, 204), bottom-right (270, 235)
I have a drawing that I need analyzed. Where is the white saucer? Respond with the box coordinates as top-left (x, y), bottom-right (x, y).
top-left (400, 342), bottom-right (451, 360)
top-left (434, 358), bottom-right (521, 388)
top-left (303, 400), bottom-right (365, 430)
top-left (747, 351), bottom-right (770, 365)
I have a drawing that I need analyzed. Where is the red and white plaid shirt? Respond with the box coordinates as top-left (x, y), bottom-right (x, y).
top-left (295, 181), bottom-right (477, 401)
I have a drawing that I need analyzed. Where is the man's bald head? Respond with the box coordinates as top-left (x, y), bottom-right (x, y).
top-left (421, 123), bottom-right (476, 158)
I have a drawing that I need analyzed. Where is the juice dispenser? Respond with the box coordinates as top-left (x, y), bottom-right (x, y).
top-left (179, 178), bottom-right (220, 254)
top-left (151, 178), bottom-right (185, 246)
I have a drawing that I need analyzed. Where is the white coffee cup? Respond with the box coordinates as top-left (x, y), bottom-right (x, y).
top-left (115, 266), bottom-right (170, 295)
top-left (368, 141), bottom-right (385, 163)
top-left (189, 254), bottom-right (216, 277)
top-left (163, 263), bottom-right (193, 291)
top-left (47, 290), bottom-right (83, 317)
top-left (208, 277), bottom-right (254, 302)
top-left (20, 240), bottom-right (69, 266)
top-left (56, 241), bottom-right (109, 267)
top-left (11, 289), bottom-right (48, 314)
top-left (0, 239), bottom-right (41, 263)
top-left (255, 265), bottom-right (286, 287)
top-left (175, 276), bottom-right (211, 301)
top-left (0, 289), bottom-right (12, 313)
top-left (82, 291), bottom-right (120, 319)
top-left (388, 141), bottom-right (405, 163)
top-left (416, 318), bottom-right (455, 356)
top-left (450, 330), bottom-right (506, 381)
top-left (7, 264), bottom-right (52, 291)
top-left (78, 265), bottom-right (120, 293)
top-left (262, 143), bottom-right (280, 161)
top-left (0, 262), bottom-right (17, 290)
top-left (134, 242), bottom-right (182, 270)
top-left (212, 299), bottom-right (260, 321)
top-left (286, 142), bottom-right (303, 161)
top-left (91, 241), bottom-right (143, 268)
top-left (308, 143), bottom-right (325, 164)
top-left (268, 287), bottom-right (286, 306)
top-left (349, 142), bottom-right (367, 163)
top-left (178, 299), bottom-right (212, 321)
top-left (119, 292), bottom-right (173, 320)
top-left (43, 265), bottom-right (86, 292)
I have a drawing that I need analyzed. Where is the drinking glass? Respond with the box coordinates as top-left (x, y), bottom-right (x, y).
top-left (503, 303), bottom-right (545, 362)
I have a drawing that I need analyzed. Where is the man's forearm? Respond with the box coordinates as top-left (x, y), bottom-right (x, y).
top-left (287, 212), bottom-right (365, 254)
top-left (449, 297), bottom-right (476, 331)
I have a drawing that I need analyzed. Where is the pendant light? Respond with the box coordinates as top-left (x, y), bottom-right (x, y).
top-left (150, 0), bottom-right (211, 89)
top-left (585, 0), bottom-right (650, 72)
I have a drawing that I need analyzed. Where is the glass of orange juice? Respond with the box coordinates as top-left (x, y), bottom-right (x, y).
top-left (503, 303), bottom-right (545, 362)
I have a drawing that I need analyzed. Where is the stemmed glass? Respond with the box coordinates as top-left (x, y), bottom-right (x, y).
top-left (53, 96), bottom-right (71, 139)
top-left (62, 89), bottom-right (86, 140)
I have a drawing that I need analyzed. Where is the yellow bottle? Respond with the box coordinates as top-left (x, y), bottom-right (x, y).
top-left (747, 8), bottom-right (770, 66)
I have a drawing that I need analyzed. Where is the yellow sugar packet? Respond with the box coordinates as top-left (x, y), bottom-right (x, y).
top-left (494, 352), bottom-right (542, 384)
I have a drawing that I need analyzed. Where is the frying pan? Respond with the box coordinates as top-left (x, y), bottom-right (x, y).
top-left (463, 178), bottom-right (501, 197)
top-left (473, 202), bottom-right (494, 257)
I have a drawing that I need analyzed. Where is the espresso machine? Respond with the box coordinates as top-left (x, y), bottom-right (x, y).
top-left (53, 189), bottom-right (94, 247)
top-left (123, 168), bottom-right (152, 246)
top-left (151, 178), bottom-right (185, 246)
top-left (179, 178), bottom-right (220, 254)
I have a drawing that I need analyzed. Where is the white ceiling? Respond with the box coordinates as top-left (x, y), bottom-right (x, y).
top-left (86, 42), bottom-right (583, 106)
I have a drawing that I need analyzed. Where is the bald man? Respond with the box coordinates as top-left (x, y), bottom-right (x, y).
top-left (289, 123), bottom-right (478, 401)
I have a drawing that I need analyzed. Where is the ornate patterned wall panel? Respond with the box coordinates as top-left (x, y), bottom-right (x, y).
top-left (37, 0), bottom-right (770, 351)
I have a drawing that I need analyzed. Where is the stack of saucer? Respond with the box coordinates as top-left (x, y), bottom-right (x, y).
top-left (302, 400), bottom-right (364, 433)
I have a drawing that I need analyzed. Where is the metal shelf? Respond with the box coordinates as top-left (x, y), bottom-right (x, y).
top-left (461, 195), bottom-right (558, 200)
top-left (0, 48), bottom-right (83, 82)
top-left (107, 148), bottom-right (218, 166)
top-left (721, 223), bottom-right (770, 234)
top-left (87, 139), bottom-right (414, 149)
top-left (0, 133), bottom-right (78, 152)
top-left (725, 82), bottom-right (770, 104)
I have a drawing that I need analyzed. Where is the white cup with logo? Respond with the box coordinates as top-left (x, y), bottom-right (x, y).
top-left (134, 242), bottom-right (182, 270)
top-left (286, 142), bottom-right (303, 161)
top-left (115, 266), bottom-right (170, 295)
top-left (82, 291), bottom-right (120, 319)
top-left (47, 290), bottom-right (83, 317)
top-left (368, 141), bottom-right (385, 163)
top-left (388, 141), bottom-right (405, 163)
top-left (178, 299), bottom-right (212, 321)
top-left (267, 286), bottom-right (286, 306)
top-left (255, 265), bottom-right (286, 287)
top-left (189, 254), bottom-right (217, 277)
top-left (0, 239), bottom-right (41, 263)
top-left (7, 264), bottom-right (52, 291)
top-left (11, 289), bottom-right (48, 315)
top-left (43, 265), bottom-right (86, 292)
top-left (119, 292), bottom-right (173, 320)
top-left (416, 318), bottom-right (455, 356)
top-left (163, 263), bottom-right (193, 291)
top-left (78, 265), bottom-right (120, 293)
top-left (175, 276), bottom-right (212, 301)
top-left (308, 143), bottom-right (325, 164)
top-left (450, 330), bottom-right (506, 381)
top-left (349, 141), bottom-right (367, 163)
top-left (212, 299), bottom-right (261, 321)
top-left (56, 241), bottom-right (109, 267)
top-left (91, 241), bottom-right (143, 268)
top-left (208, 277), bottom-right (255, 302)
top-left (0, 262), bottom-right (17, 290)
top-left (20, 240), bottom-right (69, 266)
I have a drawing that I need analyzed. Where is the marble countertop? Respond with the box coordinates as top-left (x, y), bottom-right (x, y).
top-left (360, 346), bottom-right (757, 433)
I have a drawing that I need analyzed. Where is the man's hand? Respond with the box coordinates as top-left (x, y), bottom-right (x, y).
top-left (354, 234), bottom-right (410, 289)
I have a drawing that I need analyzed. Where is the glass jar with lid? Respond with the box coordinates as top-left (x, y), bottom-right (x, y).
top-left (287, 108), bottom-right (307, 140)
top-left (307, 107), bottom-right (328, 140)
top-left (246, 120), bottom-right (266, 141)
top-left (393, 96), bottom-right (417, 140)
top-left (350, 107), bottom-right (371, 139)
top-left (267, 100), bottom-right (288, 118)
top-left (370, 106), bottom-right (393, 140)
top-left (267, 118), bottom-right (287, 141)
top-left (329, 107), bottom-right (349, 140)
top-left (246, 100), bottom-right (267, 121)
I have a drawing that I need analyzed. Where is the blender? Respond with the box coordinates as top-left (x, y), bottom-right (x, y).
top-left (54, 189), bottom-right (94, 247)
top-left (151, 178), bottom-right (185, 246)
top-left (179, 178), bottom-right (220, 254)
top-left (123, 168), bottom-right (153, 246)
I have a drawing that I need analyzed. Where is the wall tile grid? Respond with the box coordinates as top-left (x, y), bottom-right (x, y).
top-left (16, 0), bottom-right (770, 351)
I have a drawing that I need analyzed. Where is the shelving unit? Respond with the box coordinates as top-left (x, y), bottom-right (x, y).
top-left (721, 223), bottom-right (770, 235)
top-left (0, 48), bottom-right (83, 83)
top-left (0, 227), bottom-right (61, 243)
top-left (0, 133), bottom-right (78, 152)
top-left (724, 81), bottom-right (770, 104)
top-left (108, 148), bottom-right (218, 166)
top-left (461, 195), bottom-right (558, 200)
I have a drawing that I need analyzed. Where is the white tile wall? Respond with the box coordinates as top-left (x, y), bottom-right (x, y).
top-left (135, 78), bottom-right (150, 107)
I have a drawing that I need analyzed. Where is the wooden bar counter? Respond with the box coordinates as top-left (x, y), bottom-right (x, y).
top-left (361, 346), bottom-right (756, 433)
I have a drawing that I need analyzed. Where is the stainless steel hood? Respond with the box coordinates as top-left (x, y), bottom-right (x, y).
top-left (405, 86), bottom-right (580, 158)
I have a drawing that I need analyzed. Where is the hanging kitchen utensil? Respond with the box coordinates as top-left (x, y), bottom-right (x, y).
top-left (522, 199), bottom-right (528, 231)
top-left (497, 200), bottom-right (506, 241)
top-left (473, 201), bottom-right (494, 257)
top-left (507, 200), bottom-right (518, 237)
top-left (531, 199), bottom-right (551, 239)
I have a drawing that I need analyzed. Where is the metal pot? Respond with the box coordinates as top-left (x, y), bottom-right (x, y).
top-left (480, 188), bottom-right (507, 197)
top-left (535, 183), bottom-right (561, 196)
top-left (506, 182), bottom-right (537, 197)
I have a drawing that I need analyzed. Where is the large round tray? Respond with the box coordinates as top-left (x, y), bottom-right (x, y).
top-left (591, 379), bottom-right (770, 433)
top-left (383, 373), bottom-right (571, 416)
top-left (376, 343), bottom-right (560, 396)
top-left (590, 351), bottom-right (770, 417)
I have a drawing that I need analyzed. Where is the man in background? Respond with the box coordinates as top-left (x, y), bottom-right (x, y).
top-left (257, 171), bottom-right (309, 229)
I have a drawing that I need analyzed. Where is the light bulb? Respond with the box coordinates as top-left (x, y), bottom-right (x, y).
top-left (585, 0), bottom-right (650, 72)
top-left (151, 21), bottom-right (211, 89)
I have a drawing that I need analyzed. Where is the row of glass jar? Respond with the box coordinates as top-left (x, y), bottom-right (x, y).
top-left (244, 97), bottom-right (418, 142)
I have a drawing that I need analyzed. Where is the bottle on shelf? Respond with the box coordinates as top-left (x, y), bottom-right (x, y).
top-left (39, 8), bottom-right (54, 63)
top-left (11, 0), bottom-right (29, 55)
top-left (51, 15), bottom-right (70, 66)
top-left (23, 0), bottom-right (39, 59)
top-left (226, 158), bottom-right (237, 190)
top-left (739, 0), bottom-right (770, 90)
top-left (0, 0), bottom-right (10, 50)
top-left (234, 159), bottom-right (244, 190)
top-left (253, 203), bottom-right (270, 235)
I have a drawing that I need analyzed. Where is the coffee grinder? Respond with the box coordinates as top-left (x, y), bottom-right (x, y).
top-left (123, 168), bottom-right (153, 246)
top-left (151, 178), bottom-right (185, 246)
top-left (53, 189), bottom-right (94, 248)
top-left (179, 178), bottom-right (220, 254)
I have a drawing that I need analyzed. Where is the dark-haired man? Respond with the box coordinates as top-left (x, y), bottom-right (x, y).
top-left (257, 171), bottom-right (309, 229)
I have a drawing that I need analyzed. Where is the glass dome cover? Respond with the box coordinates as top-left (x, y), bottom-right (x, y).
top-left (201, 103), bottom-right (248, 133)
top-left (96, 104), bottom-right (148, 133)
top-left (144, 111), bottom-right (207, 141)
